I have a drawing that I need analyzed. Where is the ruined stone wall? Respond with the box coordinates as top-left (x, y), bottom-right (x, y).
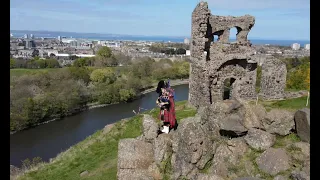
top-left (189, 64), bottom-right (211, 108)
top-left (189, 1), bottom-right (288, 106)
top-left (189, 1), bottom-right (257, 107)
top-left (259, 58), bottom-right (287, 99)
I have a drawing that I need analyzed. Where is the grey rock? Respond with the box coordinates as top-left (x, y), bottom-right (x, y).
top-left (219, 114), bottom-right (248, 137)
top-left (147, 162), bottom-right (162, 180)
top-left (117, 139), bottom-right (154, 180)
top-left (293, 142), bottom-right (310, 158)
top-left (154, 133), bottom-right (172, 166)
top-left (210, 138), bottom-right (248, 177)
top-left (290, 170), bottom-right (310, 180)
top-left (244, 128), bottom-right (276, 150)
top-left (294, 108), bottom-right (310, 143)
top-left (142, 114), bottom-right (159, 141)
top-left (256, 148), bottom-right (290, 175)
top-left (171, 116), bottom-right (214, 179)
top-left (80, 170), bottom-right (88, 177)
top-left (263, 109), bottom-right (295, 135)
top-left (234, 178), bottom-right (265, 180)
top-left (274, 175), bottom-right (287, 180)
top-left (117, 169), bottom-right (153, 180)
top-left (196, 173), bottom-right (225, 180)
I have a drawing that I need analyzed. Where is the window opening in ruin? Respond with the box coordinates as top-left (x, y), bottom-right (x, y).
top-left (213, 35), bottom-right (219, 42)
top-left (229, 27), bottom-right (239, 43)
top-left (223, 78), bottom-right (236, 100)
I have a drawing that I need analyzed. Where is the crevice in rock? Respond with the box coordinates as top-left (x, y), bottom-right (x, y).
top-left (219, 129), bottom-right (248, 138)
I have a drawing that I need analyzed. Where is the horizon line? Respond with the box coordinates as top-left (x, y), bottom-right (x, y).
top-left (10, 29), bottom-right (310, 42)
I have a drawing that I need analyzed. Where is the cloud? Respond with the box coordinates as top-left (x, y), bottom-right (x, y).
top-left (206, 0), bottom-right (309, 10)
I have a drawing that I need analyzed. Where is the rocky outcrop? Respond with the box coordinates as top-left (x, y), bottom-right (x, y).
top-left (117, 100), bottom-right (310, 180)
top-left (142, 114), bottom-right (159, 142)
top-left (256, 148), bottom-right (290, 175)
top-left (262, 109), bottom-right (295, 135)
top-left (171, 116), bottom-right (214, 179)
top-left (244, 128), bottom-right (276, 150)
top-left (210, 138), bottom-right (248, 177)
top-left (117, 139), bottom-right (155, 180)
top-left (196, 174), bottom-right (225, 180)
top-left (294, 108), bottom-right (310, 143)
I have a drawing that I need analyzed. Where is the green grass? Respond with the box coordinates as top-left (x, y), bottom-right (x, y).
top-left (17, 101), bottom-right (196, 180)
top-left (272, 133), bottom-right (301, 148)
top-left (254, 96), bottom-right (309, 112)
top-left (10, 68), bottom-right (63, 77)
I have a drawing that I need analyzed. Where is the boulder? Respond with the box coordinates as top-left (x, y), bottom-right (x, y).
top-left (147, 162), bottom-right (162, 180)
top-left (294, 108), bottom-right (310, 143)
top-left (117, 169), bottom-right (153, 180)
top-left (250, 104), bottom-right (267, 123)
top-left (171, 116), bottom-right (214, 179)
top-left (196, 173), bottom-right (225, 180)
top-left (154, 133), bottom-right (172, 166)
top-left (219, 114), bottom-right (248, 137)
top-left (302, 159), bottom-right (310, 176)
top-left (117, 139), bottom-right (154, 180)
top-left (274, 175), bottom-right (287, 180)
top-left (256, 148), bottom-right (290, 175)
top-left (210, 138), bottom-right (248, 177)
top-left (244, 128), bottom-right (276, 150)
top-left (242, 103), bottom-right (264, 129)
top-left (290, 170), bottom-right (310, 180)
top-left (293, 142), bottom-right (310, 158)
top-left (142, 114), bottom-right (159, 141)
top-left (262, 109), bottom-right (295, 135)
top-left (80, 170), bottom-right (88, 177)
top-left (234, 178), bottom-right (265, 180)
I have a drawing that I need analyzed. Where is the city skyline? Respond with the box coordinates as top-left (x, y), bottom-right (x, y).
top-left (10, 0), bottom-right (310, 41)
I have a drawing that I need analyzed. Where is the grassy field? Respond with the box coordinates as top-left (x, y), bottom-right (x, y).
top-left (251, 96), bottom-right (310, 111)
top-left (17, 101), bottom-right (197, 180)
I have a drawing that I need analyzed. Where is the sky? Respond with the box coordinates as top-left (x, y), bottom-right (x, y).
top-left (10, 0), bottom-right (310, 40)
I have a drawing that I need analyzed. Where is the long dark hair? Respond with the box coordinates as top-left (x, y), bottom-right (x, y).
top-left (156, 80), bottom-right (167, 96)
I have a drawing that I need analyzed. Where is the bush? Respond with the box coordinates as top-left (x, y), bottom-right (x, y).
top-left (286, 62), bottom-right (310, 91)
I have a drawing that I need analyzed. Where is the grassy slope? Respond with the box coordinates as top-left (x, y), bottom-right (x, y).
top-left (18, 101), bottom-right (196, 180)
top-left (251, 96), bottom-right (310, 112)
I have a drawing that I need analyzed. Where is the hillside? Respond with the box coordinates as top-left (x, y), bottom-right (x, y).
top-left (12, 97), bottom-right (310, 180)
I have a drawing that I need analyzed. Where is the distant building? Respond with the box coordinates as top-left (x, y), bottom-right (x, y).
top-left (70, 40), bottom-right (78, 47)
top-left (30, 34), bottom-right (34, 39)
top-left (291, 43), bottom-right (300, 50)
top-left (305, 44), bottom-right (310, 50)
top-left (184, 38), bottom-right (190, 44)
top-left (57, 36), bottom-right (62, 41)
top-left (24, 40), bottom-right (35, 49)
top-left (23, 34), bottom-right (29, 39)
top-left (186, 50), bottom-right (191, 56)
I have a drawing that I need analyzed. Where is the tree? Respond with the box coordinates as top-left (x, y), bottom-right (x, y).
top-left (176, 48), bottom-right (186, 55)
top-left (46, 59), bottom-right (60, 68)
top-left (73, 57), bottom-right (92, 67)
top-left (10, 58), bottom-right (16, 69)
top-left (96, 46), bottom-right (113, 59)
top-left (90, 68), bottom-right (116, 84)
top-left (119, 88), bottom-right (136, 102)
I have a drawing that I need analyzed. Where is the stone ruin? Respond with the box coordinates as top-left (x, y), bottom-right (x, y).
top-left (188, 1), bottom-right (287, 108)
